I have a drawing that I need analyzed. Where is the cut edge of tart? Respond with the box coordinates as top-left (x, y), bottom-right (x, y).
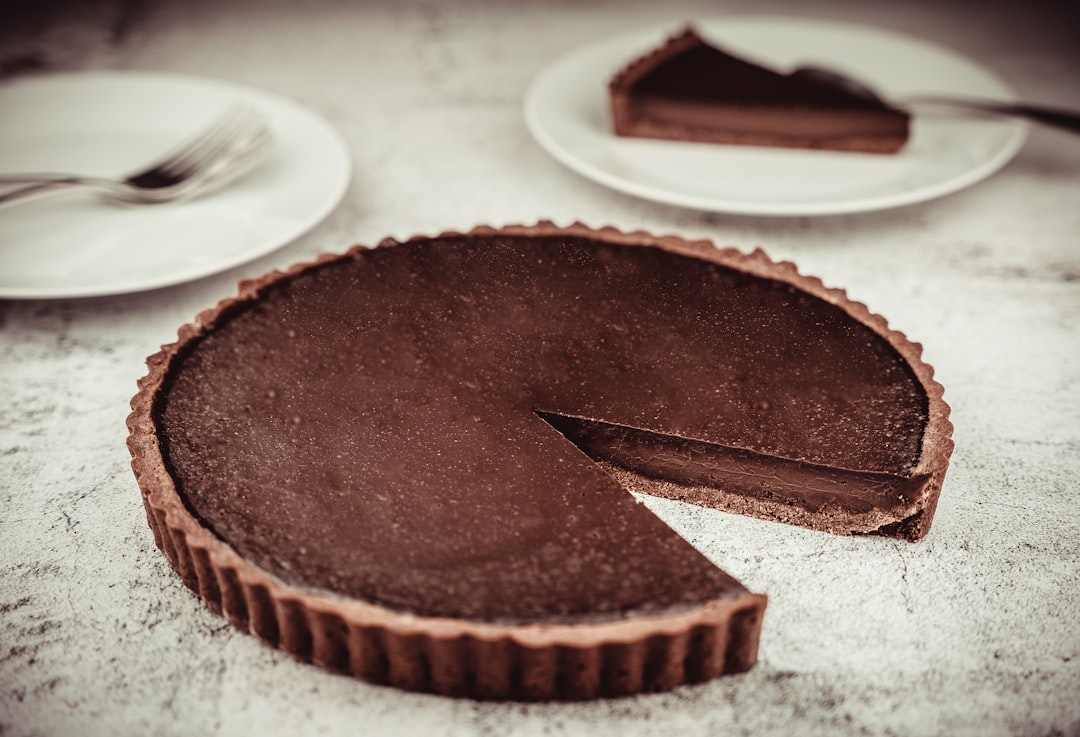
top-left (127, 222), bottom-right (952, 700)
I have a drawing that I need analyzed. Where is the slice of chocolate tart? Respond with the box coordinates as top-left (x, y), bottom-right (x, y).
top-left (610, 27), bottom-right (910, 153)
top-left (127, 223), bottom-right (951, 700)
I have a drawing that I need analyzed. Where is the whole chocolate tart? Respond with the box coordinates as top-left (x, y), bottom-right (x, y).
top-left (127, 223), bottom-right (952, 700)
top-left (610, 28), bottom-right (910, 153)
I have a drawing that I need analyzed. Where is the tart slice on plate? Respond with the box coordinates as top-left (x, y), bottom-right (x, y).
top-left (609, 27), bottom-right (910, 153)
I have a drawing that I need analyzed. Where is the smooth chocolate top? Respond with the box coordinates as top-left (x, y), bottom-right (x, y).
top-left (155, 233), bottom-right (928, 623)
top-left (628, 30), bottom-right (896, 110)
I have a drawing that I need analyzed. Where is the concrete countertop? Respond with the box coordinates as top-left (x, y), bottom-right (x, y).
top-left (1, 1), bottom-right (1078, 735)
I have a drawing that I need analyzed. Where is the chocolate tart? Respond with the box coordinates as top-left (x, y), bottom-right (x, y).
top-left (610, 28), bottom-right (910, 153)
top-left (127, 223), bottom-right (952, 700)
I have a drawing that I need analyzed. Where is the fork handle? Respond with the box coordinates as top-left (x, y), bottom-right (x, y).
top-left (0, 177), bottom-right (100, 208)
top-left (905, 96), bottom-right (1080, 134)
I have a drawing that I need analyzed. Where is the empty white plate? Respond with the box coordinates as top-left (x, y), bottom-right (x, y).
top-left (0, 71), bottom-right (351, 299)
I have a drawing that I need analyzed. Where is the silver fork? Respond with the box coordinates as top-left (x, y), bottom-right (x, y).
top-left (0, 104), bottom-right (273, 208)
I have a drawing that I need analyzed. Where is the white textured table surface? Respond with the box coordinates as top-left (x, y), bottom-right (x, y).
top-left (1, 1), bottom-right (1079, 736)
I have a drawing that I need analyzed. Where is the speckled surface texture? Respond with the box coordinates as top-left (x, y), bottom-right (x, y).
top-left (1, 1), bottom-right (1079, 735)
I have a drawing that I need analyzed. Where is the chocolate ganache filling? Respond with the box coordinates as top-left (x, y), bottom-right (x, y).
top-left (155, 232), bottom-right (932, 625)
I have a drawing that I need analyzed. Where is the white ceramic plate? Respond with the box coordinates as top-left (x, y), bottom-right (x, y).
top-left (0, 71), bottom-right (351, 299)
top-left (524, 18), bottom-right (1027, 216)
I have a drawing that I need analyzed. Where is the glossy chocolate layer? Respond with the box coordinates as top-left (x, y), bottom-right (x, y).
top-left (155, 231), bottom-right (932, 624)
top-left (611, 29), bottom-right (909, 153)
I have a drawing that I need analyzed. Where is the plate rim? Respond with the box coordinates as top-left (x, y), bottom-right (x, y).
top-left (523, 16), bottom-right (1029, 217)
top-left (0, 69), bottom-right (352, 299)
